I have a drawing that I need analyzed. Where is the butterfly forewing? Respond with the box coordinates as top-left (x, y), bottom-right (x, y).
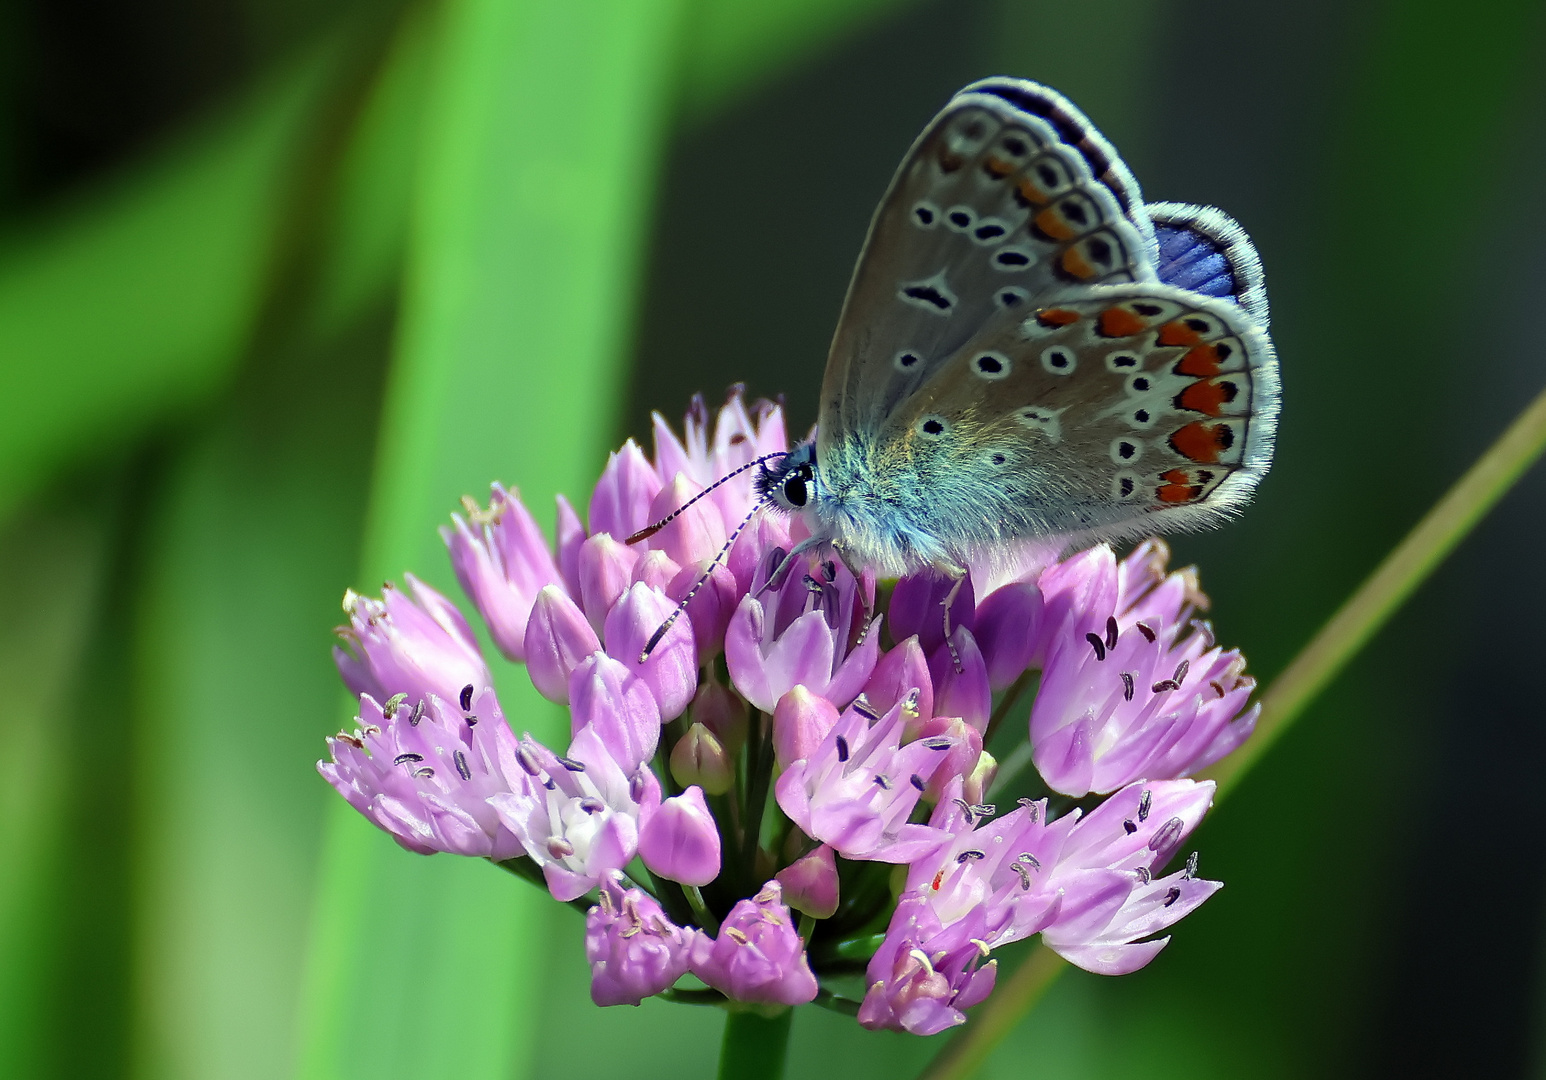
top-left (819, 82), bottom-right (1160, 456)
top-left (881, 284), bottom-right (1279, 543)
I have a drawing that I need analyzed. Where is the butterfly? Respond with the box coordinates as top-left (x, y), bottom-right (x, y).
top-left (634, 78), bottom-right (1278, 660)
top-left (756, 77), bottom-right (1278, 585)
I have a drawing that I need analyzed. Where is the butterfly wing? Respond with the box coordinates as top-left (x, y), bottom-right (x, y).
top-left (873, 284), bottom-right (1280, 548)
top-left (1148, 201), bottom-right (1270, 327)
top-left (818, 79), bottom-right (1159, 459)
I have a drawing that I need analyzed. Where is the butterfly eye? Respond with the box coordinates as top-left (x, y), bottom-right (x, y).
top-left (782, 473), bottom-right (809, 508)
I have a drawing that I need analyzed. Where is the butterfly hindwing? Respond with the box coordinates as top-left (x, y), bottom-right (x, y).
top-left (818, 80), bottom-right (1159, 457)
top-left (877, 283), bottom-right (1279, 545)
top-left (1149, 201), bottom-right (1269, 327)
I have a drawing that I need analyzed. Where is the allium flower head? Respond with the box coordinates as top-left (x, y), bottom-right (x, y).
top-left (319, 389), bottom-right (1261, 1029)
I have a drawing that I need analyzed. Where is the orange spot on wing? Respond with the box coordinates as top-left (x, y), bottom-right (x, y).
top-left (938, 149), bottom-right (965, 173)
top-left (1176, 379), bottom-right (1238, 417)
top-left (1169, 421), bottom-right (1235, 463)
top-left (1060, 247), bottom-right (1097, 280)
top-left (1158, 321), bottom-right (1204, 347)
top-left (983, 156), bottom-right (1013, 178)
top-left (1175, 343), bottom-right (1224, 377)
top-left (1157, 482), bottom-right (1203, 504)
top-left (1034, 207), bottom-right (1078, 241)
top-left (1017, 176), bottom-right (1050, 206)
top-left (1036, 308), bottom-right (1081, 328)
top-left (1099, 307), bottom-right (1148, 337)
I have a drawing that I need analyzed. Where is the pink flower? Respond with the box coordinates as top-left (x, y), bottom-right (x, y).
top-left (688, 882), bottom-right (818, 1006)
top-left (586, 872), bottom-right (692, 1006)
top-left (333, 575), bottom-right (490, 709)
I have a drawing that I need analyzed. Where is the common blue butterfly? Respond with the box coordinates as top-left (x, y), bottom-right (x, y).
top-left (637, 78), bottom-right (1278, 659)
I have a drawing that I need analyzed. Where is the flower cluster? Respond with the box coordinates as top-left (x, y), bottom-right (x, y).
top-left (321, 390), bottom-right (1258, 1033)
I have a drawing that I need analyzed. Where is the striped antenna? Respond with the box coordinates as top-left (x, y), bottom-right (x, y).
top-left (639, 494), bottom-right (773, 662)
top-left (625, 452), bottom-right (783, 545)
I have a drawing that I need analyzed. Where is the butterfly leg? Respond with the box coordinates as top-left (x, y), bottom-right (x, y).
top-left (833, 543), bottom-right (875, 645)
top-left (939, 564), bottom-right (968, 674)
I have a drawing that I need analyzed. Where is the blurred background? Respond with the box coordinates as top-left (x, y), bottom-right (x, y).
top-left (3, 0), bottom-right (1545, 1077)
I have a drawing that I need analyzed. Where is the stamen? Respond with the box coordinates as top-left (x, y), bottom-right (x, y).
top-left (1135, 866), bottom-right (1151, 885)
top-left (1151, 678), bottom-right (1179, 693)
top-left (1086, 632), bottom-right (1107, 661)
top-left (1016, 798), bottom-right (1040, 822)
top-left (835, 735), bottom-right (850, 763)
top-left (969, 938), bottom-right (992, 957)
top-left (409, 699), bottom-right (425, 726)
top-left (726, 927), bottom-right (751, 946)
top-left (954, 798), bottom-right (975, 823)
top-left (873, 774), bottom-right (893, 790)
top-left (908, 948), bottom-right (936, 976)
top-left (1137, 788), bottom-right (1152, 822)
top-left (853, 696), bottom-right (880, 722)
top-left (1183, 851), bottom-right (1199, 879)
top-left (412, 766), bottom-right (434, 779)
top-left (515, 746), bottom-right (542, 776)
top-left (1017, 852), bottom-right (1041, 869)
top-left (922, 737), bottom-right (953, 750)
top-left (1123, 819), bottom-right (1137, 835)
top-left (910, 774), bottom-right (927, 791)
top-left (464, 714), bottom-right (478, 727)
top-left (1163, 887), bottom-right (1181, 907)
top-left (383, 692), bottom-right (408, 718)
top-left (970, 803), bottom-right (997, 818)
top-left (579, 796), bottom-right (606, 814)
top-left (459, 684), bottom-right (475, 711)
top-left (546, 837), bottom-right (575, 859)
top-left (394, 752), bottom-right (423, 765)
top-left (1148, 816), bottom-right (1185, 852)
top-left (1173, 659), bottom-right (1190, 685)
top-left (1120, 671), bottom-right (1135, 701)
top-left (956, 849), bottom-right (986, 863)
top-left (1210, 680), bottom-right (1227, 698)
top-left (557, 755), bottom-right (587, 772)
top-left (1136, 621), bottom-right (1157, 643)
top-left (454, 750), bottom-right (472, 781)
top-left (1105, 616), bottom-right (1119, 650)
top-left (1013, 863), bottom-right (1033, 889)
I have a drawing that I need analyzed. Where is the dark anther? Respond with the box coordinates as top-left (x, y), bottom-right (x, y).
top-left (1210, 680), bottom-right (1227, 698)
top-left (1135, 866), bottom-right (1151, 885)
top-left (911, 774), bottom-right (927, 791)
top-left (384, 692), bottom-right (408, 718)
top-left (873, 774), bottom-right (893, 790)
top-left (1138, 788), bottom-right (1152, 822)
top-left (970, 804), bottom-right (997, 818)
top-left (1105, 616), bottom-right (1119, 650)
top-left (1149, 816), bottom-right (1185, 852)
top-left (1136, 621), bottom-right (1157, 643)
top-left (1184, 851), bottom-right (1199, 879)
top-left (1017, 798), bottom-right (1040, 822)
top-left (1123, 819), bottom-right (1138, 835)
top-left (1017, 852), bottom-right (1041, 869)
top-left (923, 737), bottom-right (953, 751)
top-left (1173, 659), bottom-right (1190, 686)
top-left (393, 752), bottom-right (423, 766)
top-left (1120, 672), bottom-right (1135, 702)
top-left (1013, 863), bottom-right (1033, 890)
top-left (1086, 632), bottom-right (1107, 661)
top-left (460, 684), bottom-right (475, 711)
top-left (580, 796), bottom-right (607, 814)
top-left (853, 697), bottom-right (880, 722)
top-left (956, 850), bottom-right (986, 863)
top-left (542, 778), bottom-right (556, 790)
top-left (409, 699), bottom-right (425, 726)
top-left (464, 715), bottom-right (478, 727)
top-left (954, 798), bottom-right (975, 822)
top-left (557, 755), bottom-right (587, 772)
top-left (835, 735), bottom-right (850, 762)
top-left (454, 750), bottom-right (472, 782)
top-left (823, 560), bottom-right (837, 582)
top-left (412, 766), bottom-right (435, 779)
top-left (1152, 679), bottom-right (1179, 694)
top-left (803, 574), bottom-right (824, 595)
top-left (1163, 887), bottom-right (1182, 907)
top-left (515, 747), bottom-right (542, 776)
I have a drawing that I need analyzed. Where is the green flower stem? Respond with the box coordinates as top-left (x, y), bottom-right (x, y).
top-left (717, 1008), bottom-right (793, 1080)
top-left (914, 380), bottom-right (1546, 1080)
top-left (686, 885), bottom-right (720, 936)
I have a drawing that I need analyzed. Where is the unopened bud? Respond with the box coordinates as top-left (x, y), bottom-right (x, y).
top-left (691, 680), bottom-right (747, 755)
top-left (962, 749), bottom-right (998, 806)
top-left (775, 844), bottom-right (839, 919)
top-left (772, 685), bottom-right (839, 769)
top-left (670, 723), bottom-right (734, 795)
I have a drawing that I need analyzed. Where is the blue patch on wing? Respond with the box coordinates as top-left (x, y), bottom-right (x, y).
top-left (1155, 225), bottom-right (1237, 301)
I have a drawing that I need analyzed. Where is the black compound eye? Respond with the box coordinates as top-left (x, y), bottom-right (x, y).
top-left (783, 474), bottom-right (808, 507)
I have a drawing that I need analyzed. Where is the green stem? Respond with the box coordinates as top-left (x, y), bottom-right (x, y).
top-left (740, 710), bottom-right (773, 892)
top-left (983, 668), bottom-right (1037, 747)
top-left (913, 382), bottom-right (1546, 1080)
top-left (717, 1009), bottom-right (793, 1080)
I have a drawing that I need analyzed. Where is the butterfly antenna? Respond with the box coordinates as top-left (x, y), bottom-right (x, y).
top-left (625, 452), bottom-right (783, 545)
top-left (639, 495), bottom-right (772, 662)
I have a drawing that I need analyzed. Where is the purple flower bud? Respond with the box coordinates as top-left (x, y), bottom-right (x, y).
top-left (333, 576), bottom-right (490, 709)
top-left (890, 573), bottom-right (975, 656)
top-left (972, 582), bottom-right (1044, 690)
top-left (688, 881), bottom-right (818, 1006)
top-left (927, 627), bottom-right (991, 733)
top-left (578, 533), bottom-right (639, 630)
top-left (603, 583), bottom-right (696, 722)
top-left (442, 484), bottom-right (563, 661)
top-left (774, 698), bottom-right (956, 863)
top-left (725, 580), bottom-right (881, 714)
top-left (640, 786), bottom-right (722, 887)
top-left (862, 636), bottom-right (933, 722)
top-left (318, 690), bottom-right (523, 859)
top-left (586, 872), bottom-right (691, 1006)
top-left (631, 549), bottom-right (682, 594)
top-left (916, 717), bottom-right (983, 803)
top-left (588, 439), bottom-right (663, 542)
top-left (525, 585), bottom-right (601, 704)
top-left (727, 512), bottom-right (791, 593)
top-left (775, 844), bottom-right (839, 919)
top-left (555, 494), bottom-right (586, 598)
top-left (568, 652), bottom-right (661, 772)
top-left (691, 680), bottom-right (747, 755)
top-left (645, 473), bottom-right (727, 567)
top-left (667, 560), bottom-right (738, 666)
top-left (489, 725), bottom-right (661, 902)
top-left (772, 685), bottom-right (840, 770)
top-left (669, 723), bottom-right (734, 795)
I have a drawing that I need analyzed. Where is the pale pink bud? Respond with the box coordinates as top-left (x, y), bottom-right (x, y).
top-left (775, 844), bottom-right (839, 919)
top-left (670, 723), bottom-right (734, 796)
top-left (639, 786), bottom-right (722, 886)
top-left (772, 685), bottom-right (840, 770)
top-left (524, 585), bottom-right (601, 704)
